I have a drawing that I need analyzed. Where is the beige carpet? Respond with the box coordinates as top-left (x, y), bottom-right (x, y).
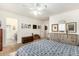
top-left (0, 43), bottom-right (24, 56)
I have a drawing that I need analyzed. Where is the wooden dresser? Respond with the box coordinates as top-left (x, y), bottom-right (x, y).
top-left (0, 29), bottom-right (3, 51)
top-left (50, 33), bottom-right (79, 45)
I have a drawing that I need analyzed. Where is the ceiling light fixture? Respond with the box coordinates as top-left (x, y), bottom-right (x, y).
top-left (22, 3), bottom-right (47, 16)
top-left (25, 3), bottom-right (47, 16)
top-left (32, 10), bottom-right (41, 16)
top-left (30, 3), bottom-right (47, 11)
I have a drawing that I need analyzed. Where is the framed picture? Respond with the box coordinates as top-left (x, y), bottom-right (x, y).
top-left (33, 25), bottom-right (37, 29)
top-left (59, 24), bottom-right (65, 32)
top-left (28, 24), bottom-right (31, 29)
top-left (21, 24), bottom-right (28, 28)
top-left (38, 25), bottom-right (41, 29)
top-left (52, 24), bottom-right (58, 32)
top-left (21, 24), bottom-right (24, 28)
top-left (0, 21), bottom-right (1, 27)
top-left (66, 22), bottom-right (77, 33)
top-left (24, 24), bottom-right (28, 28)
top-left (45, 26), bottom-right (47, 30)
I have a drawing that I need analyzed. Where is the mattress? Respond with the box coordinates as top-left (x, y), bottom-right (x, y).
top-left (16, 39), bottom-right (79, 56)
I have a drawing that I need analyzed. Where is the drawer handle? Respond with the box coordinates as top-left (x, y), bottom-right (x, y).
top-left (72, 40), bottom-right (74, 42)
top-left (72, 40), bottom-right (76, 42)
top-left (62, 39), bottom-right (64, 40)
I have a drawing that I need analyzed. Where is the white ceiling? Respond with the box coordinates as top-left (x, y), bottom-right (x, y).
top-left (0, 3), bottom-right (79, 20)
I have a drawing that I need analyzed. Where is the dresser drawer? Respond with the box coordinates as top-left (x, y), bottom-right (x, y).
top-left (67, 37), bottom-right (77, 45)
top-left (68, 34), bottom-right (77, 39)
top-left (50, 33), bottom-right (78, 45)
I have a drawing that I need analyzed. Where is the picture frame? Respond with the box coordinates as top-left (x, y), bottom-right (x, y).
top-left (0, 21), bottom-right (1, 27)
top-left (33, 25), bottom-right (37, 29)
top-left (52, 24), bottom-right (58, 32)
top-left (59, 24), bottom-right (66, 32)
top-left (38, 25), bottom-right (41, 29)
top-left (45, 26), bottom-right (47, 30)
top-left (66, 22), bottom-right (77, 33)
top-left (24, 24), bottom-right (28, 28)
top-left (28, 24), bottom-right (31, 29)
top-left (21, 24), bottom-right (31, 29)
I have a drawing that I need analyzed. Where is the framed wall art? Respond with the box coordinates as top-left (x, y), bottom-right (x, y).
top-left (59, 24), bottom-right (65, 32)
top-left (52, 24), bottom-right (58, 32)
top-left (28, 24), bottom-right (31, 29)
top-left (21, 24), bottom-right (28, 28)
top-left (0, 21), bottom-right (1, 27)
top-left (38, 25), bottom-right (41, 29)
top-left (33, 25), bottom-right (37, 29)
top-left (66, 22), bottom-right (77, 33)
top-left (24, 24), bottom-right (28, 28)
top-left (45, 26), bottom-right (47, 30)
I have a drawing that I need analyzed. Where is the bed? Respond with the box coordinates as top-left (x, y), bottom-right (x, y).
top-left (16, 39), bottom-right (79, 56)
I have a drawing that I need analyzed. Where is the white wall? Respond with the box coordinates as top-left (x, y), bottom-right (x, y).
top-left (49, 9), bottom-right (79, 35)
top-left (0, 10), bottom-right (45, 47)
top-left (17, 16), bottom-right (43, 43)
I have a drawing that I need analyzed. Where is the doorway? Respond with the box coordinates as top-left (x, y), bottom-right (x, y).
top-left (5, 18), bottom-right (18, 46)
top-left (44, 26), bottom-right (48, 38)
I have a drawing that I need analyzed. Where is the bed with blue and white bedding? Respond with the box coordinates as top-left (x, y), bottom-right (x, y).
top-left (16, 39), bottom-right (79, 56)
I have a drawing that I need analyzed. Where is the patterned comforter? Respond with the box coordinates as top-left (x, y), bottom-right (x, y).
top-left (16, 39), bottom-right (79, 56)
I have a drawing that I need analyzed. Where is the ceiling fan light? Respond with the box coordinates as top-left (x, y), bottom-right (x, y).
top-left (38, 11), bottom-right (41, 15)
top-left (28, 3), bottom-right (47, 16)
top-left (37, 7), bottom-right (44, 11)
top-left (32, 11), bottom-right (41, 16)
top-left (33, 11), bottom-right (38, 16)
